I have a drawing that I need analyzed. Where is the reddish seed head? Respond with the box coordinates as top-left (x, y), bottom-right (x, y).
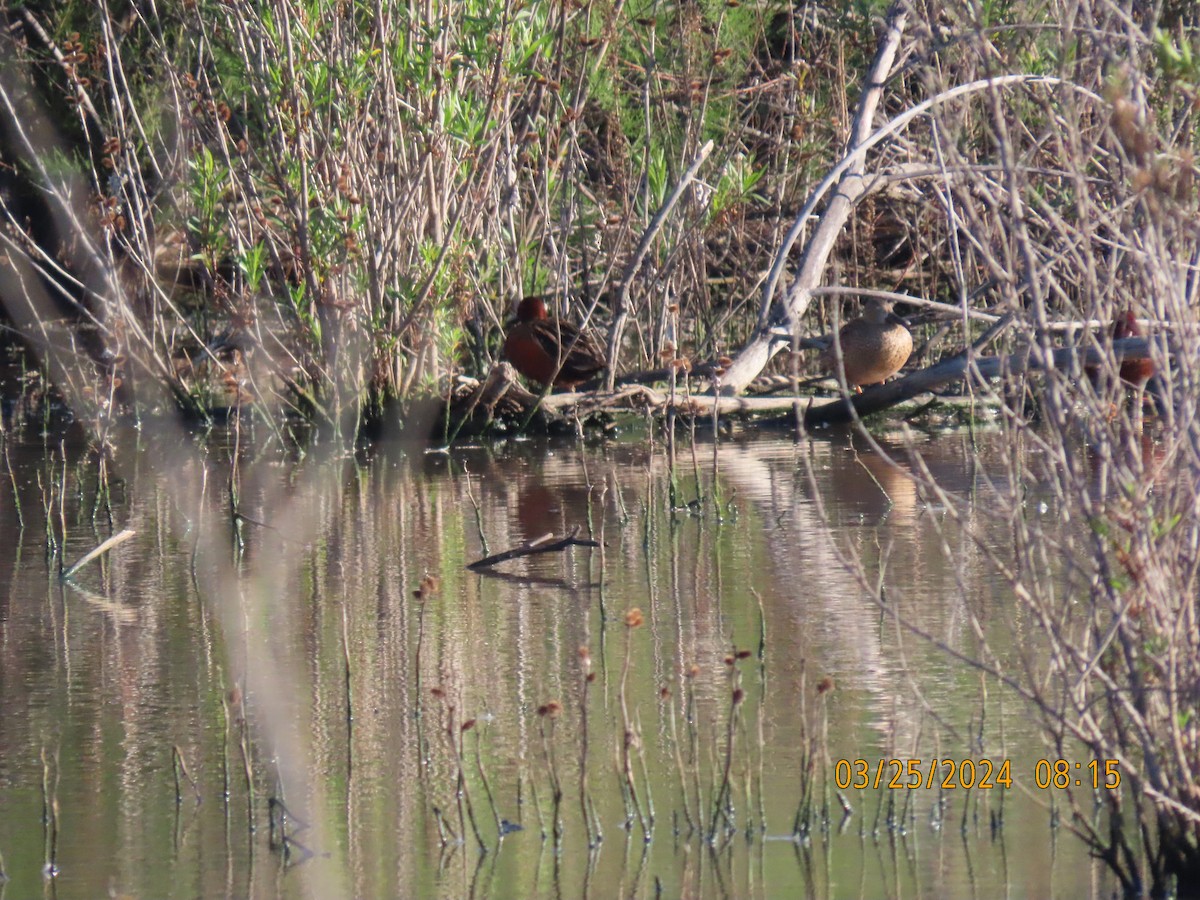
top-left (732, 688), bottom-right (745, 705)
top-left (461, 719), bottom-right (476, 732)
top-left (816, 676), bottom-right (835, 695)
top-left (625, 608), bottom-right (644, 628)
top-left (430, 687), bottom-right (445, 699)
top-left (723, 655), bottom-right (735, 667)
top-left (736, 649), bottom-right (752, 660)
top-left (660, 686), bottom-right (671, 700)
top-left (538, 700), bottom-right (563, 718)
top-left (686, 664), bottom-right (700, 679)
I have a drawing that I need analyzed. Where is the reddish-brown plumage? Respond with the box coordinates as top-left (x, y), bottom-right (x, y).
top-left (1113, 311), bottom-right (1154, 388)
top-left (1086, 312), bottom-right (1154, 389)
top-left (503, 297), bottom-right (605, 388)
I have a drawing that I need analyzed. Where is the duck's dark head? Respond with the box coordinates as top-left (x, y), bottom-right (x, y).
top-left (1113, 310), bottom-right (1141, 339)
top-left (516, 296), bottom-right (550, 322)
top-left (863, 297), bottom-right (908, 328)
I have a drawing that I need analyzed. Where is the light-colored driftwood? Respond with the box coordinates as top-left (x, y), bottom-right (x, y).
top-left (62, 529), bottom-right (137, 580)
top-left (720, 4), bottom-right (908, 395)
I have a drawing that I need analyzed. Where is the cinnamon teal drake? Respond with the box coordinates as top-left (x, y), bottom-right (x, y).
top-left (503, 296), bottom-right (606, 388)
top-left (1085, 310), bottom-right (1158, 429)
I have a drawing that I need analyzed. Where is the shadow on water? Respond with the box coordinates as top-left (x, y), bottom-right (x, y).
top-left (0, 425), bottom-right (1124, 898)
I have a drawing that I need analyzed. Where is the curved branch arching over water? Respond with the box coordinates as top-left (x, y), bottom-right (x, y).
top-left (720, 1), bottom-right (1102, 399)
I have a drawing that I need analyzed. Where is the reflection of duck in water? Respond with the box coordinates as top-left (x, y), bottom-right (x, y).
top-left (819, 298), bottom-right (912, 391)
top-left (826, 435), bottom-right (918, 524)
top-left (503, 297), bottom-right (606, 388)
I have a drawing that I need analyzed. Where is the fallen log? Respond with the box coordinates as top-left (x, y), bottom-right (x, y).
top-left (465, 335), bottom-right (1155, 432)
top-left (801, 335), bottom-right (1151, 427)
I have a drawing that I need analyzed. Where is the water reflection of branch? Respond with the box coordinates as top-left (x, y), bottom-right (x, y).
top-left (469, 568), bottom-right (600, 591)
top-left (231, 512), bottom-right (305, 545)
top-left (61, 579), bottom-right (140, 624)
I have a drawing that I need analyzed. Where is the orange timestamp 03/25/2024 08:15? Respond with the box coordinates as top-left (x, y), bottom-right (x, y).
top-left (833, 757), bottom-right (1122, 791)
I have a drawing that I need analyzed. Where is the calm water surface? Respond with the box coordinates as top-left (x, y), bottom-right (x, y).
top-left (0, 425), bottom-right (1117, 898)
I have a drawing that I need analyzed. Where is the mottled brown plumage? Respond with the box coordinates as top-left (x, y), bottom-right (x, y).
top-left (503, 297), bottom-right (606, 388)
top-left (819, 298), bottom-right (912, 389)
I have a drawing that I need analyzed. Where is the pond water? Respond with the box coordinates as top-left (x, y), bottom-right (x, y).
top-left (0, 422), bottom-right (1119, 898)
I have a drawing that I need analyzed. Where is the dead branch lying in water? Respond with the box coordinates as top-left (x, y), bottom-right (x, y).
top-left (467, 529), bottom-right (601, 571)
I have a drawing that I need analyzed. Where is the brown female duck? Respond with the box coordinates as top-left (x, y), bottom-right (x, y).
top-left (503, 296), bottom-right (606, 388)
top-left (819, 298), bottom-right (912, 390)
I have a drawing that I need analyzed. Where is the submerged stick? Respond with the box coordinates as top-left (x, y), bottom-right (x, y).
top-left (172, 745), bottom-right (202, 805)
top-left (466, 529), bottom-right (599, 570)
top-left (61, 528), bottom-right (136, 580)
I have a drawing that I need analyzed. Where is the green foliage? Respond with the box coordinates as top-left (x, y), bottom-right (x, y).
top-left (1154, 28), bottom-right (1200, 86)
top-left (237, 243), bottom-right (268, 294)
top-left (8, 0), bottom-right (1193, 442)
top-left (708, 154), bottom-right (765, 225)
top-left (185, 147), bottom-right (229, 271)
